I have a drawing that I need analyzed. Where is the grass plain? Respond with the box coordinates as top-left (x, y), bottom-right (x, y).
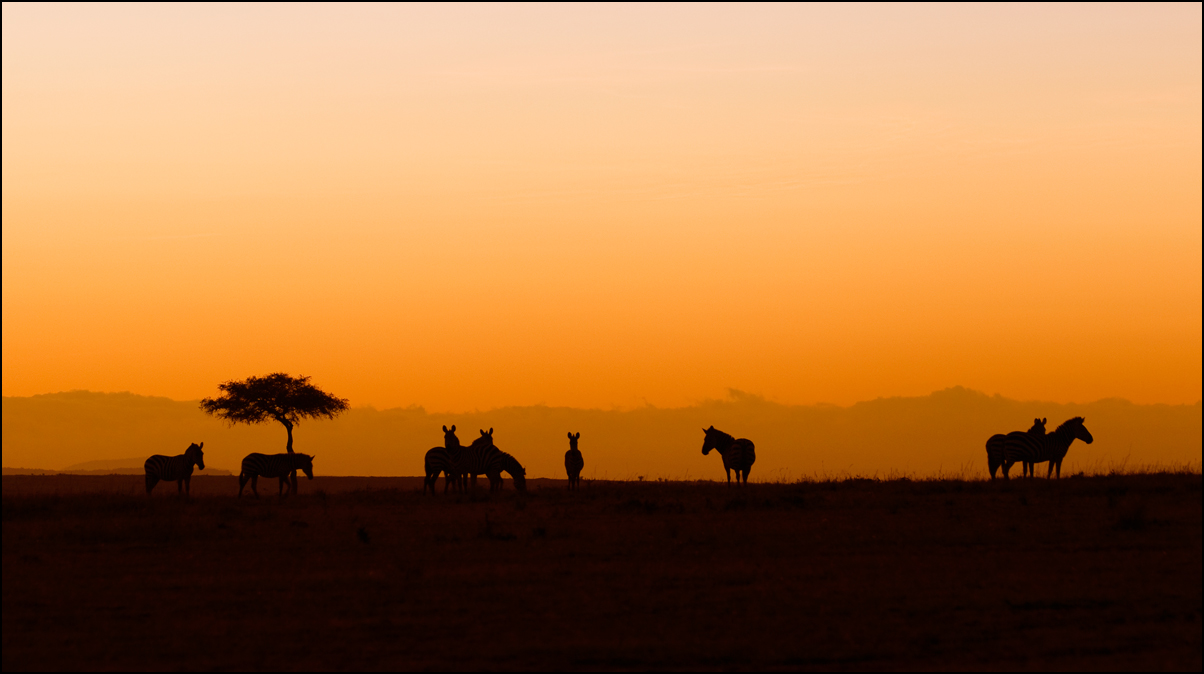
top-left (3, 472), bottom-right (1201, 670)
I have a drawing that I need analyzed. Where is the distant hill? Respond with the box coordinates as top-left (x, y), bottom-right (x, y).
top-left (3, 458), bottom-right (234, 476)
top-left (2, 388), bottom-right (1200, 479)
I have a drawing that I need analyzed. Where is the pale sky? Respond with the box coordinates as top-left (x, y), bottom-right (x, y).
top-left (3, 3), bottom-right (1201, 411)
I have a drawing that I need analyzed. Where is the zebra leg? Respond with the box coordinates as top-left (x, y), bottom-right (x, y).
top-left (725, 467), bottom-right (731, 484)
top-left (177, 479), bottom-right (184, 495)
top-left (184, 475), bottom-right (192, 496)
top-left (251, 474), bottom-right (260, 499)
top-left (145, 474), bottom-right (159, 495)
top-left (1054, 461), bottom-right (1061, 479)
top-left (238, 473), bottom-right (248, 497)
top-left (1001, 461), bottom-right (1012, 480)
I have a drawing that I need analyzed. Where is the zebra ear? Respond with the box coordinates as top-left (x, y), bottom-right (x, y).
top-left (568, 432), bottom-right (573, 439)
top-left (198, 442), bottom-right (203, 449)
top-left (488, 428), bottom-right (493, 436)
top-left (451, 425), bottom-right (455, 432)
top-left (443, 425), bottom-right (448, 433)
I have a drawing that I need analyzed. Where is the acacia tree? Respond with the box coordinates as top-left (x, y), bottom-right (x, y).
top-left (200, 373), bottom-right (349, 454)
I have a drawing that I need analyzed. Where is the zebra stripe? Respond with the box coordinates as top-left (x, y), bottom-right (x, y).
top-left (487, 451), bottom-right (526, 492)
top-left (144, 442), bottom-right (205, 495)
top-left (424, 425), bottom-right (467, 494)
top-left (702, 426), bottom-right (755, 484)
top-left (1002, 417), bottom-right (1094, 480)
top-left (424, 447), bottom-right (464, 494)
top-left (986, 418), bottom-right (1045, 479)
top-left (565, 432), bottom-right (584, 490)
top-left (459, 429), bottom-right (526, 492)
top-left (238, 452), bottom-right (316, 498)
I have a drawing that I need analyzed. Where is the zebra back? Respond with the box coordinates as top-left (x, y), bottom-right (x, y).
top-left (721, 438), bottom-right (756, 472)
top-left (144, 442), bottom-right (204, 481)
top-left (241, 452), bottom-right (314, 479)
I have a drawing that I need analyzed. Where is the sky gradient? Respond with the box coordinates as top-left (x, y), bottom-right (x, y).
top-left (3, 3), bottom-right (1201, 412)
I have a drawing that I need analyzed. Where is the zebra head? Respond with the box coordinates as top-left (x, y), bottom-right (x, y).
top-left (1061, 417), bottom-right (1093, 445)
top-left (443, 424), bottom-right (460, 448)
top-left (1028, 418), bottom-right (1047, 435)
top-left (297, 454), bottom-right (315, 480)
top-left (701, 426), bottom-right (730, 455)
top-left (476, 428), bottom-right (494, 446)
top-left (568, 432), bottom-right (579, 451)
top-left (187, 442), bottom-right (205, 470)
top-left (508, 454), bottom-right (527, 492)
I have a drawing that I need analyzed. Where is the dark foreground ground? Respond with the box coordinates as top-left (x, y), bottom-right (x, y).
top-left (3, 473), bottom-right (1200, 671)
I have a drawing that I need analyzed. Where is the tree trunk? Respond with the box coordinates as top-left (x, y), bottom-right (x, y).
top-left (283, 419), bottom-right (295, 454)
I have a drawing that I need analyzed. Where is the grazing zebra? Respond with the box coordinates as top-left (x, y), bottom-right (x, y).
top-left (424, 425), bottom-right (466, 495)
top-left (986, 418), bottom-right (1046, 480)
top-left (565, 432), bottom-right (584, 490)
top-left (1002, 417), bottom-right (1093, 480)
top-left (702, 426), bottom-right (755, 484)
top-left (144, 442), bottom-right (205, 495)
top-left (460, 429), bottom-right (527, 492)
top-left (239, 452), bottom-right (316, 498)
top-left (485, 450), bottom-right (527, 492)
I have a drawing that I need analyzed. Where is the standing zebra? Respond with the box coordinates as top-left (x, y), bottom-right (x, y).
top-left (460, 429), bottom-right (527, 492)
top-left (424, 425), bottom-right (465, 495)
top-left (702, 426), bottom-right (755, 484)
top-left (144, 442), bottom-right (205, 495)
top-left (238, 452), bottom-right (316, 498)
top-left (985, 418), bottom-right (1046, 480)
top-left (565, 432), bottom-right (584, 490)
top-left (1001, 417), bottom-right (1093, 480)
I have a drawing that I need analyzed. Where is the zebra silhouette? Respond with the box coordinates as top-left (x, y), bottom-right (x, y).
top-left (238, 452), bottom-right (316, 498)
top-left (565, 432), bottom-right (584, 490)
top-left (424, 424), bottom-right (465, 495)
top-left (144, 442), bottom-right (205, 495)
top-left (1002, 417), bottom-right (1093, 480)
top-left (985, 418), bottom-right (1045, 480)
top-left (460, 429), bottom-right (527, 492)
top-left (702, 426), bottom-right (755, 484)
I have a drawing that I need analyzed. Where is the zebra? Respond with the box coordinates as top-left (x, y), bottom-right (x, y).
top-left (1001, 417), bottom-right (1093, 480)
top-left (986, 418), bottom-right (1046, 480)
top-left (424, 425), bottom-right (465, 495)
top-left (702, 426), bottom-right (755, 484)
top-left (238, 452), bottom-right (316, 498)
top-left (460, 429), bottom-right (527, 492)
top-left (144, 442), bottom-right (205, 495)
top-left (565, 432), bottom-right (584, 490)
top-left (485, 450), bottom-right (527, 492)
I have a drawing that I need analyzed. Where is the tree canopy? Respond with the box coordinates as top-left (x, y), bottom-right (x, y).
top-left (200, 373), bottom-right (349, 453)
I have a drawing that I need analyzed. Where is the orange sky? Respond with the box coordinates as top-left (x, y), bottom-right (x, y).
top-left (3, 4), bottom-right (1201, 412)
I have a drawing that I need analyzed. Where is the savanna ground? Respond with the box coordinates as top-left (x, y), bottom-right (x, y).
top-left (3, 472), bottom-right (1200, 671)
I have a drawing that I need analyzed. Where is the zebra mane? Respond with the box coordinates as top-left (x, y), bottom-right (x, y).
top-left (1054, 417), bottom-right (1084, 434)
top-left (707, 427), bottom-right (734, 443)
top-left (501, 451), bottom-right (525, 475)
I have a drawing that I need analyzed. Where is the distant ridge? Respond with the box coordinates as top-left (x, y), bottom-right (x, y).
top-left (3, 467), bottom-right (234, 476)
top-left (3, 388), bottom-right (1200, 479)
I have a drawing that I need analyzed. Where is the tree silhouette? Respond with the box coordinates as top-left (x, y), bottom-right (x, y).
top-left (200, 373), bottom-right (349, 454)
